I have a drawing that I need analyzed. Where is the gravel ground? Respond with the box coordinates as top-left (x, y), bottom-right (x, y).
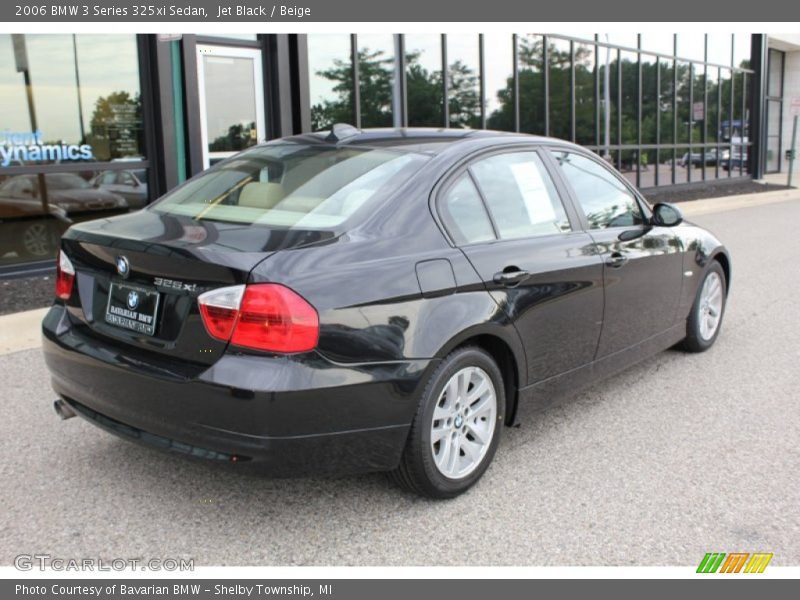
top-left (0, 274), bottom-right (54, 316)
top-left (1, 201), bottom-right (798, 566)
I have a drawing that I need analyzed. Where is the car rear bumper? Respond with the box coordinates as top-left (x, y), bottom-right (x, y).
top-left (42, 305), bottom-right (433, 475)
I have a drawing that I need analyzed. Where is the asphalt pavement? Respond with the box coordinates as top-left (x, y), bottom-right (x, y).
top-left (1, 200), bottom-right (799, 566)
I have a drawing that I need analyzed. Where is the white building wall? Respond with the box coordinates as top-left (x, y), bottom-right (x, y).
top-left (780, 50), bottom-right (800, 174)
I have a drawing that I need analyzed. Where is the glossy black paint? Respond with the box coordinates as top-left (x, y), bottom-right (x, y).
top-left (42, 128), bottom-right (731, 475)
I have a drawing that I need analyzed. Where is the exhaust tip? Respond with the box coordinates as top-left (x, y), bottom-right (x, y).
top-left (53, 398), bottom-right (76, 420)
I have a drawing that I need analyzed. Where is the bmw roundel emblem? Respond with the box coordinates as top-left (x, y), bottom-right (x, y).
top-left (116, 255), bottom-right (130, 278)
top-left (126, 290), bottom-right (139, 310)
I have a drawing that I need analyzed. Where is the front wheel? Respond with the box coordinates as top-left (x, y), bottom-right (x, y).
top-left (681, 261), bottom-right (727, 352)
top-left (390, 346), bottom-right (505, 499)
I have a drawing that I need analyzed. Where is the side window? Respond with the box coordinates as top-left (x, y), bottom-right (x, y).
top-left (439, 174), bottom-right (496, 246)
top-left (550, 151), bottom-right (645, 229)
top-left (117, 172), bottom-right (136, 186)
top-left (99, 172), bottom-right (117, 185)
top-left (470, 152), bottom-right (571, 240)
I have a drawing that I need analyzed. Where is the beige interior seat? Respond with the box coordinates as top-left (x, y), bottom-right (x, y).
top-left (237, 182), bottom-right (285, 209)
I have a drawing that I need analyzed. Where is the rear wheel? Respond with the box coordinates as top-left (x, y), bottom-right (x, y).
top-left (390, 346), bottom-right (505, 498)
top-left (681, 261), bottom-right (727, 352)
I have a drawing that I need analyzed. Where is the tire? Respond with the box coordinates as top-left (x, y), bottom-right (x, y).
top-left (681, 261), bottom-right (727, 353)
top-left (390, 346), bottom-right (505, 499)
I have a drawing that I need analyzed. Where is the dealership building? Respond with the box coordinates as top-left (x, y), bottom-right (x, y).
top-left (1, 32), bottom-right (798, 276)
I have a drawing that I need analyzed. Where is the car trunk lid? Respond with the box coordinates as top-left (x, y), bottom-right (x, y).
top-left (60, 209), bottom-right (335, 366)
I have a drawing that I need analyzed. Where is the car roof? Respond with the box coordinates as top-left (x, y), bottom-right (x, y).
top-left (269, 126), bottom-right (572, 156)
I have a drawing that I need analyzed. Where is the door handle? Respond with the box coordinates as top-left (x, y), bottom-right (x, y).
top-left (605, 252), bottom-right (629, 268)
top-left (493, 268), bottom-right (530, 287)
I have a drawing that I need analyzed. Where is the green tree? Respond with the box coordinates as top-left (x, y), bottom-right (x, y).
top-left (446, 59), bottom-right (481, 129)
top-left (310, 47), bottom-right (483, 130)
top-left (209, 121), bottom-right (257, 152)
top-left (405, 54), bottom-right (444, 127)
top-left (310, 48), bottom-right (395, 129)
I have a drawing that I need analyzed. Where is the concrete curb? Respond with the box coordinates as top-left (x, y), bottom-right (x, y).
top-left (0, 187), bottom-right (797, 357)
top-left (0, 307), bottom-right (49, 356)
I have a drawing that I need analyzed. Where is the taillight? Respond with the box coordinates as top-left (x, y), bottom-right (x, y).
top-left (55, 250), bottom-right (75, 300)
top-left (197, 285), bottom-right (245, 341)
top-left (197, 284), bottom-right (319, 353)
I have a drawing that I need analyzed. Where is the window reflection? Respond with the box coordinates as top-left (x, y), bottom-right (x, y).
top-left (446, 35), bottom-right (481, 129)
top-left (620, 51), bottom-right (638, 146)
top-left (202, 54), bottom-right (258, 153)
top-left (706, 68), bottom-right (719, 144)
top-left (719, 68), bottom-right (733, 176)
top-left (659, 58), bottom-right (675, 146)
top-left (641, 53), bottom-right (658, 145)
top-left (0, 34), bottom-right (144, 164)
top-left (518, 34), bottom-right (545, 135)
top-left (676, 61), bottom-right (692, 144)
top-left (548, 38), bottom-right (571, 140)
top-left (691, 63), bottom-right (705, 150)
top-left (91, 168), bottom-right (148, 209)
top-left (675, 146), bottom-right (689, 182)
top-left (405, 34), bottom-right (444, 127)
top-left (301, 33), bottom-right (754, 189)
top-left (598, 44), bottom-right (618, 152)
top-left (640, 53), bottom-right (658, 186)
top-left (0, 170), bottom-right (133, 265)
top-left (308, 34), bottom-right (354, 130)
top-left (1, 33), bottom-right (145, 268)
top-left (574, 43), bottom-right (596, 146)
top-left (660, 148), bottom-right (675, 185)
top-left (357, 34), bottom-right (395, 128)
top-left (732, 72), bottom-right (749, 175)
top-left (484, 34), bottom-right (515, 131)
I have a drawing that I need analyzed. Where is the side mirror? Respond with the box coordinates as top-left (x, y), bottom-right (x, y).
top-left (652, 202), bottom-right (683, 227)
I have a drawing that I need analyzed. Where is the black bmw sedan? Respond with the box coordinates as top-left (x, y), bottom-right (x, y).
top-left (43, 127), bottom-right (730, 498)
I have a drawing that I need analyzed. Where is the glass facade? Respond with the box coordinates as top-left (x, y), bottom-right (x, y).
top-left (0, 34), bottom-right (148, 268)
top-left (306, 33), bottom-right (756, 190)
top-left (0, 33), bottom-right (766, 276)
top-left (357, 34), bottom-right (395, 128)
top-left (307, 34), bottom-right (354, 130)
top-left (405, 34), bottom-right (445, 127)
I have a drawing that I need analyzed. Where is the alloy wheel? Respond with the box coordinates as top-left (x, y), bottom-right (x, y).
top-left (430, 366), bottom-right (497, 479)
top-left (698, 271), bottom-right (724, 341)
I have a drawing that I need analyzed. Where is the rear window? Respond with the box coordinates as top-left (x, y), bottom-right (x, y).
top-left (152, 144), bottom-right (428, 228)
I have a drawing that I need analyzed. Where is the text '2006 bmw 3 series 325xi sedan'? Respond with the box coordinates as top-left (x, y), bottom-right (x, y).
top-left (43, 126), bottom-right (731, 498)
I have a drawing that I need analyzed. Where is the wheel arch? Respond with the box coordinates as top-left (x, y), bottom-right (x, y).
top-left (433, 326), bottom-right (525, 427)
top-left (711, 250), bottom-right (731, 292)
